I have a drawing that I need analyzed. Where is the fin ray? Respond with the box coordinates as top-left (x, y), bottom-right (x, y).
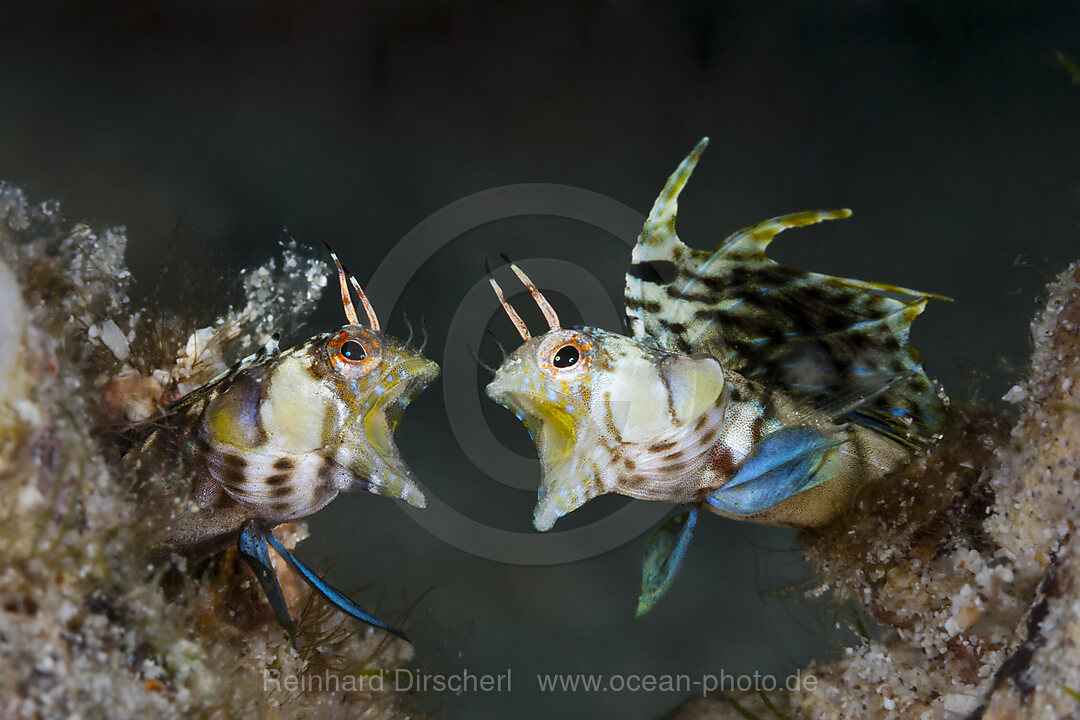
top-left (625, 139), bottom-right (947, 447)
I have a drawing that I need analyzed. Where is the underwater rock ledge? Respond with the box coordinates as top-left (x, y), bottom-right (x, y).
top-left (668, 259), bottom-right (1080, 720)
top-left (0, 183), bottom-right (416, 719)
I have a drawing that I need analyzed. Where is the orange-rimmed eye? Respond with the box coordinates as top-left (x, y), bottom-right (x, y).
top-left (328, 329), bottom-right (380, 373)
top-left (542, 332), bottom-right (590, 375)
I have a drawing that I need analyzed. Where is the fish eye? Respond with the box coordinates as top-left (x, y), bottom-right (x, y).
top-left (340, 340), bottom-right (367, 361)
top-left (552, 344), bottom-right (580, 368)
top-left (540, 332), bottom-right (591, 375)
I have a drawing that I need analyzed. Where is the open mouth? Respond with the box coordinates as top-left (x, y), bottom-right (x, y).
top-left (358, 357), bottom-right (440, 508)
top-left (486, 386), bottom-right (576, 461)
top-left (486, 380), bottom-right (591, 531)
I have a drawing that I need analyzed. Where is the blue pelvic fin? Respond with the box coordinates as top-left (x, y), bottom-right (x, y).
top-left (237, 522), bottom-right (298, 645)
top-left (636, 508), bottom-right (699, 617)
top-left (263, 530), bottom-right (410, 643)
top-left (237, 522), bottom-right (410, 644)
top-left (705, 426), bottom-right (845, 516)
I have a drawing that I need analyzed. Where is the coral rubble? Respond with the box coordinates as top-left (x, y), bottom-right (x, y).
top-left (0, 183), bottom-right (415, 719)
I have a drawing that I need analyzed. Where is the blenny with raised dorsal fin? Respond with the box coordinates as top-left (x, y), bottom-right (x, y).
top-left (485, 138), bottom-right (947, 614)
top-left (125, 250), bottom-right (439, 642)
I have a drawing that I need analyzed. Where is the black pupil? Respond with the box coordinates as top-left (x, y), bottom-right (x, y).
top-left (552, 345), bottom-right (579, 368)
top-left (341, 340), bottom-right (366, 361)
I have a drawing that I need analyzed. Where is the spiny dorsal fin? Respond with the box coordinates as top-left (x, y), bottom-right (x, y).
top-left (639, 136), bottom-right (710, 248)
top-left (625, 139), bottom-right (947, 447)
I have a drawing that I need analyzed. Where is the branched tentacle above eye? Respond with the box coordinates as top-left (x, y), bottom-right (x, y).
top-left (123, 248), bottom-right (440, 642)
top-left (485, 139), bottom-right (950, 620)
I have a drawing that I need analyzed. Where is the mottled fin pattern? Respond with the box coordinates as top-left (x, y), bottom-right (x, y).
top-left (625, 138), bottom-right (946, 447)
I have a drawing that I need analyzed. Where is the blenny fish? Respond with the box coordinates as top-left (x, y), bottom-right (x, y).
top-left (485, 138), bottom-right (947, 614)
top-left (125, 251), bottom-right (438, 641)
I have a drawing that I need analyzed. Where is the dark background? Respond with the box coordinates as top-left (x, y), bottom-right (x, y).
top-left (3, 2), bottom-right (1078, 718)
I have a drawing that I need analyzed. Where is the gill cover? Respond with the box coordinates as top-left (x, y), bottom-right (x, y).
top-left (135, 247), bottom-right (440, 642)
top-left (483, 140), bottom-right (949, 616)
top-left (197, 287), bottom-right (437, 515)
top-left (485, 265), bottom-right (727, 531)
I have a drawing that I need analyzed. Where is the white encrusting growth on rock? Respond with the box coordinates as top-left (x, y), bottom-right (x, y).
top-left (0, 183), bottom-right (416, 719)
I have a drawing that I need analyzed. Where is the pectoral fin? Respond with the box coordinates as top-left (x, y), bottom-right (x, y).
top-left (705, 426), bottom-right (844, 516)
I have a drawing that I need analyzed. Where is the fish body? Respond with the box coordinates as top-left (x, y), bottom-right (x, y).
top-left (485, 138), bottom-right (946, 611)
top-left (126, 252), bottom-right (437, 641)
top-left (487, 327), bottom-right (913, 531)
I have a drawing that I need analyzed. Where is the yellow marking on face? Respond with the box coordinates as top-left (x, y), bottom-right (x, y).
top-left (529, 395), bottom-right (578, 466)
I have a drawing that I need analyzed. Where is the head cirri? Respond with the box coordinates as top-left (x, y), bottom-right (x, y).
top-left (180, 250), bottom-right (437, 531)
top-left (485, 263), bottom-right (728, 533)
top-left (200, 309), bottom-right (436, 523)
top-left (128, 248), bottom-right (438, 643)
top-left (483, 138), bottom-right (947, 614)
